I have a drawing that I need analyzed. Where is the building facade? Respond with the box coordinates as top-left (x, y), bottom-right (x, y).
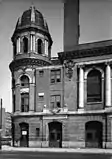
top-left (0, 108), bottom-right (11, 138)
top-left (9, 3), bottom-right (112, 148)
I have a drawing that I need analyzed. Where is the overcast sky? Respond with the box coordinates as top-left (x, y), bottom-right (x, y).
top-left (1, 0), bottom-right (112, 112)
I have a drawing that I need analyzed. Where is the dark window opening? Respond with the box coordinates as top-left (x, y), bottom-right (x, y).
top-left (23, 37), bottom-right (28, 53)
top-left (38, 39), bottom-right (43, 54)
top-left (20, 75), bottom-right (29, 87)
top-left (36, 128), bottom-right (40, 137)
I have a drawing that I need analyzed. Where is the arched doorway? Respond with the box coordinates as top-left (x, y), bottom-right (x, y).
top-left (85, 121), bottom-right (103, 148)
top-left (48, 122), bottom-right (62, 148)
top-left (19, 122), bottom-right (29, 147)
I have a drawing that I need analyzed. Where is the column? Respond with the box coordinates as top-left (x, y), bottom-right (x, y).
top-left (45, 40), bottom-right (48, 55)
top-left (18, 37), bottom-right (20, 53)
top-left (30, 35), bottom-right (33, 51)
top-left (106, 63), bottom-right (111, 107)
top-left (79, 66), bottom-right (84, 108)
top-left (29, 83), bottom-right (35, 111)
top-left (45, 123), bottom-right (48, 141)
top-left (17, 37), bottom-right (20, 53)
top-left (32, 35), bottom-right (35, 52)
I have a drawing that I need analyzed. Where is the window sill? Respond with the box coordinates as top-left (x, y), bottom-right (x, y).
top-left (87, 101), bottom-right (102, 105)
top-left (50, 82), bottom-right (61, 85)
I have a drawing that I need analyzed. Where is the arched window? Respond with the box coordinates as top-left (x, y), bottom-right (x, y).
top-left (87, 69), bottom-right (102, 102)
top-left (23, 37), bottom-right (28, 53)
top-left (37, 39), bottom-right (43, 54)
top-left (21, 93), bottom-right (29, 112)
top-left (20, 75), bottom-right (29, 87)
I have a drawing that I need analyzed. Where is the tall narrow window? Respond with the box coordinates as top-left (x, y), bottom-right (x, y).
top-left (13, 94), bottom-right (15, 112)
top-left (38, 39), bottom-right (43, 54)
top-left (23, 37), bottom-right (28, 53)
top-left (87, 69), bottom-right (102, 102)
top-left (21, 93), bottom-right (29, 112)
top-left (50, 95), bottom-right (61, 109)
top-left (20, 75), bottom-right (29, 87)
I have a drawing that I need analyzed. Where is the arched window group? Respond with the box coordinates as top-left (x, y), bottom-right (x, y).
top-left (87, 69), bottom-right (102, 102)
top-left (14, 36), bottom-right (46, 55)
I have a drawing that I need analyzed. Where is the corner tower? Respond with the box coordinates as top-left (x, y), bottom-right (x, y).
top-left (9, 5), bottom-right (52, 113)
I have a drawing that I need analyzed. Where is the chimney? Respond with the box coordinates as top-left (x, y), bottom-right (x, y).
top-left (64, 0), bottom-right (80, 51)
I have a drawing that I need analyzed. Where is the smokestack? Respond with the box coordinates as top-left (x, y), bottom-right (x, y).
top-left (64, 0), bottom-right (80, 51)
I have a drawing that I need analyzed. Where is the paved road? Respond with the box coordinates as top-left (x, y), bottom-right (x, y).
top-left (0, 151), bottom-right (112, 159)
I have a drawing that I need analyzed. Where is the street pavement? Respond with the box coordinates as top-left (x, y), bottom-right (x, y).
top-left (0, 147), bottom-right (112, 159)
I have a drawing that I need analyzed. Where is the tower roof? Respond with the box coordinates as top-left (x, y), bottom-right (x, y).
top-left (16, 5), bottom-right (49, 32)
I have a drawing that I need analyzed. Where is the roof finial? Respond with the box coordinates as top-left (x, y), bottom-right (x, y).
top-left (30, 2), bottom-right (35, 22)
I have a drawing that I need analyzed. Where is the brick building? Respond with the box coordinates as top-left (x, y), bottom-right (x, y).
top-left (9, 1), bottom-right (112, 148)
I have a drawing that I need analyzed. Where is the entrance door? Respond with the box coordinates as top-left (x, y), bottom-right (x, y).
top-left (20, 123), bottom-right (29, 147)
top-left (85, 121), bottom-right (102, 148)
top-left (49, 122), bottom-right (62, 148)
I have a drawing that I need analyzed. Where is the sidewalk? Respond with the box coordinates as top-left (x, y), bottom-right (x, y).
top-left (1, 145), bottom-right (112, 154)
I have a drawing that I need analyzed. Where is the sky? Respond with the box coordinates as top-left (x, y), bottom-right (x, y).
top-left (1, 0), bottom-right (112, 112)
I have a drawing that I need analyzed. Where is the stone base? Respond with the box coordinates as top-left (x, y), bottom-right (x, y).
top-left (29, 141), bottom-right (49, 148)
top-left (62, 141), bottom-right (85, 148)
top-left (29, 141), bottom-right (42, 147)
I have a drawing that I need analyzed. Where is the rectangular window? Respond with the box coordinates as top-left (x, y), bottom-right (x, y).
top-left (21, 93), bottom-right (29, 112)
top-left (50, 95), bottom-right (61, 109)
top-left (50, 69), bottom-right (61, 83)
top-left (39, 95), bottom-right (44, 101)
top-left (38, 93), bottom-right (44, 101)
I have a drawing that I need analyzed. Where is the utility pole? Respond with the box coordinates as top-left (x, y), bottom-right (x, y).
top-left (0, 98), bottom-right (2, 149)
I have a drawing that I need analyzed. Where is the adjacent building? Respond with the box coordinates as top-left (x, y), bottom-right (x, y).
top-left (9, 1), bottom-right (112, 148)
top-left (0, 108), bottom-right (11, 138)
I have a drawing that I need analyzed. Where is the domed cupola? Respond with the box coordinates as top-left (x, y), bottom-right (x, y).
top-left (15, 5), bottom-right (50, 35)
top-left (10, 5), bottom-right (53, 72)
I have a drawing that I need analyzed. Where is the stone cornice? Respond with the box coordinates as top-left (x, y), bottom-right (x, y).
top-left (9, 58), bottom-right (51, 72)
top-left (58, 44), bottom-right (112, 63)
